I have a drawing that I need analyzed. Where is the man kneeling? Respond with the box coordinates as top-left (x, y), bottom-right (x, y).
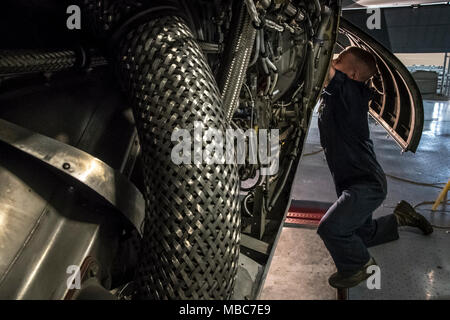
top-left (317, 46), bottom-right (433, 289)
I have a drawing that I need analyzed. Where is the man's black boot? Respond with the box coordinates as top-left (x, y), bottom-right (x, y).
top-left (394, 200), bottom-right (433, 235)
top-left (328, 257), bottom-right (377, 289)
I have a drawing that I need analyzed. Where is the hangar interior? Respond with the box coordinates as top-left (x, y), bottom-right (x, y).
top-left (0, 0), bottom-right (449, 301)
top-left (261, 99), bottom-right (450, 300)
top-left (261, 3), bottom-right (450, 300)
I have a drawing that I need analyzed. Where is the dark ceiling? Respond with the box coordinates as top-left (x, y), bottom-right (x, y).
top-left (343, 3), bottom-right (450, 53)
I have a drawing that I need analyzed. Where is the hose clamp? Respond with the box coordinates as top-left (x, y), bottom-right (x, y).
top-left (252, 16), bottom-right (266, 30)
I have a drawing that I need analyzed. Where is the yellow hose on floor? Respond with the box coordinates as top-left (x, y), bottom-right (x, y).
top-left (432, 179), bottom-right (450, 211)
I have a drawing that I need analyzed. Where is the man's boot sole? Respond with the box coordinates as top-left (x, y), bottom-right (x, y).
top-left (329, 258), bottom-right (378, 289)
top-left (395, 200), bottom-right (433, 235)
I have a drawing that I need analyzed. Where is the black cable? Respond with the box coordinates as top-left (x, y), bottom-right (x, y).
top-left (413, 200), bottom-right (450, 210)
top-left (414, 200), bottom-right (450, 230)
top-left (303, 148), bottom-right (324, 157)
top-left (301, 147), bottom-right (449, 229)
top-left (302, 147), bottom-right (446, 190)
top-left (385, 174), bottom-right (445, 189)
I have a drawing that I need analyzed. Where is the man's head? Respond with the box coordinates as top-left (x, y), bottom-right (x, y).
top-left (332, 47), bottom-right (377, 82)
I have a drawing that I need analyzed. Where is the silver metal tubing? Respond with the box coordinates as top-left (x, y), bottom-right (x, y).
top-left (218, 1), bottom-right (257, 123)
top-left (248, 30), bottom-right (261, 67)
top-left (265, 19), bottom-right (284, 32)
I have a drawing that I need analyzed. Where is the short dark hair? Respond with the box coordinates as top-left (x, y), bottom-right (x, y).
top-left (341, 46), bottom-right (377, 81)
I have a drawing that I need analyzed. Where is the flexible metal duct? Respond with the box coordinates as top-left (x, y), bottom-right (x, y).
top-left (0, 49), bottom-right (77, 75)
top-left (0, 48), bottom-right (107, 76)
top-left (84, 0), bottom-right (242, 299)
top-left (217, 0), bottom-right (257, 123)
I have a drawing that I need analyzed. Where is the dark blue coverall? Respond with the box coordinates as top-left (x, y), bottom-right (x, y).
top-left (317, 69), bottom-right (399, 274)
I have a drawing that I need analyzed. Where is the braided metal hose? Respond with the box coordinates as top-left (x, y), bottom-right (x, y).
top-left (217, 0), bottom-right (257, 123)
top-left (1, 0), bottom-right (242, 300)
top-left (0, 49), bottom-right (77, 75)
top-left (79, 0), bottom-right (242, 299)
top-left (115, 15), bottom-right (241, 300)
